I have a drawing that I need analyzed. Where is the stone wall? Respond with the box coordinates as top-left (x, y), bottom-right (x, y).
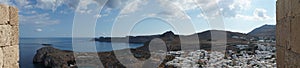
top-left (276, 0), bottom-right (300, 68)
top-left (0, 4), bottom-right (19, 68)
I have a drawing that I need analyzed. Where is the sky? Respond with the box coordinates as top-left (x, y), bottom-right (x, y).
top-left (0, 0), bottom-right (276, 37)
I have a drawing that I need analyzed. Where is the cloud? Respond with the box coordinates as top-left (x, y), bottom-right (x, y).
top-left (117, 0), bottom-right (192, 23)
top-left (75, 0), bottom-right (98, 14)
top-left (235, 8), bottom-right (271, 21)
top-left (121, 0), bottom-right (145, 14)
top-left (0, 0), bottom-right (13, 5)
top-left (94, 14), bottom-right (102, 18)
top-left (21, 0), bottom-right (101, 13)
top-left (35, 0), bottom-right (66, 11)
top-left (106, 0), bottom-right (129, 9)
top-left (219, 0), bottom-right (251, 17)
top-left (1, 0), bottom-right (108, 27)
top-left (190, 0), bottom-right (251, 18)
top-left (14, 0), bottom-right (30, 7)
top-left (254, 8), bottom-right (270, 20)
top-left (169, 0), bottom-right (198, 11)
top-left (35, 28), bottom-right (43, 32)
top-left (20, 13), bottom-right (60, 26)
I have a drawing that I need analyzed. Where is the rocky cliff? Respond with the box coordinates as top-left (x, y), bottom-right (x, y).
top-left (33, 45), bottom-right (176, 68)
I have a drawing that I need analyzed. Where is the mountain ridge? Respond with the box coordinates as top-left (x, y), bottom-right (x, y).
top-left (248, 24), bottom-right (276, 38)
top-left (94, 24), bottom-right (276, 43)
top-left (94, 30), bottom-right (249, 44)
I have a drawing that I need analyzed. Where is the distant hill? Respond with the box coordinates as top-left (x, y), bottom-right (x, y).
top-left (94, 30), bottom-right (249, 44)
top-left (196, 30), bottom-right (247, 40)
top-left (248, 25), bottom-right (276, 38)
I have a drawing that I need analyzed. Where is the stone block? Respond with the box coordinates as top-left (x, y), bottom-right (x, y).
top-left (284, 50), bottom-right (300, 68)
top-left (0, 4), bottom-right (9, 25)
top-left (291, 0), bottom-right (300, 15)
top-left (276, 19), bottom-right (283, 47)
top-left (276, 46), bottom-right (285, 68)
top-left (277, 18), bottom-right (291, 48)
top-left (283, 18), bottom-right (291, 49)
top-left (9, 6), bottom-right (19, 26)
top-left (2, 45), bottom-right (19, 68)
top-left (276, 0), bottom-right (285, 20)
top-left (0, 48), bottom-right (3, 68)
top-left (0, 25), bottom-right (11, 46)
top-left (285, 0), bottom-right (292, 16)
top-left (291, 16), bottom-right (300, 53)
top-left (11, 26), bottom-right (18, 45)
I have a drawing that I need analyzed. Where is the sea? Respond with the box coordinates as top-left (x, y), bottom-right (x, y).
top-left (19, 38), bottom-right (144, 68)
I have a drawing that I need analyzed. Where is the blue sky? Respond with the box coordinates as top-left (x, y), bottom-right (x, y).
top-left (0, 0), bottom-right (276, 37)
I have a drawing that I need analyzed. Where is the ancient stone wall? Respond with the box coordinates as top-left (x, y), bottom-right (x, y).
top-left (0, 4), bottom-right (19, 68)
top-left (276, 0), bottom-right (300, 68)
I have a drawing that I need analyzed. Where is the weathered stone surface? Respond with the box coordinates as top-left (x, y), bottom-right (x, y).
top-left (291, 16), bottom-right (300, 53)
top-left (2, 45), bottom-right (19, 68)
top-left (9, 6), bottom-right (19, 26)
top-left (0, 48), bottom-right (3, 68)
top-left (276, 0), bottom-right (284, 20)
top-left (283, 17), bottom-right (291, 49)
top-left (291, 0), bottom-right (300, 16)
top-left (0, 25), bottom-right (12, 46)
top-left (277, 0), bottom-right (300, 67)
top-left (0, 4), bottom-right (9, 25)
top-left (276, 18), bottom-right (291, 47)
top-left (285, 0), bottom-right (292, 17)
top-left (276, 20), bottom-right (282, 46)
top-left (0, 4), bottom-right (19, 68)
top-left (276, 46), bottom-right (285, 68)
top-left (284, 49), bottom-right (300, 68)
top-left (11, 26), bottom-right (18, 45)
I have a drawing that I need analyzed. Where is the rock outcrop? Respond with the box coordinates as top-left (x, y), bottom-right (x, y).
top-left (33, 47), bottom-right (75, 68)
top-left (33, 40), bottom-right (178, 68)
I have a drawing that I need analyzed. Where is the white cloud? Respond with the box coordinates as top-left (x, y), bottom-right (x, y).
top-left (32, 0), bottom-right (103, 13)
top-left (106, 0), bottom-right (129, 9)
top-left (219, 0), bottom-right (252, 17)
top-left (121, 0), bottom-right (145, 14)
top-left (118, 0), bottom-right (192, 23)
top-left (0, 0), bottom-right (13, 5)
top-left (15, 0), bottom-right (30, 7)
top-left (254, 8), bottom-right (271, 20)
top-left (197, 13), bottom-right (209, 19)
top-left (23, 10), bottom-right (37, 14)
top-left (36, 28), bottom-right (43, 32)
top-left (20, 13), bottom-right (60, 26)
top-left (75, 0), bottom-right (97, 13)
top-left (165, 0), bottom-right (253, 18)
top-left (35, 0), bottom-right (78, 11)
top-left (235, 8), bottom-right (271, 21)
top-left (170, 0), bottom-right (198, 11)
top-left (94, 14), bottom-right (102, 18)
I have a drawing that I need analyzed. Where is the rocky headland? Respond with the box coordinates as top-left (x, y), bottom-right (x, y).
top-left (33, 43), bottom-right (176, 68)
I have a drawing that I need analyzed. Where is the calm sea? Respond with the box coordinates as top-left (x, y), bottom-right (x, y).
top-left (19, 38), bottom-right (144, 68)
